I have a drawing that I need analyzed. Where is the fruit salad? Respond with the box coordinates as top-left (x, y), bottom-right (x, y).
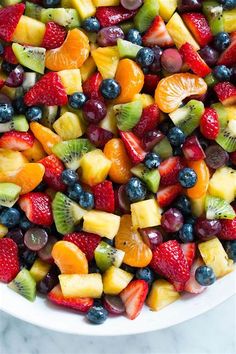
top-left (0, 0), bottom-right (235, 325)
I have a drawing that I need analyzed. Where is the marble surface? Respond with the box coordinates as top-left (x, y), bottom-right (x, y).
top-left (0, 295), bottom-right (235, 354)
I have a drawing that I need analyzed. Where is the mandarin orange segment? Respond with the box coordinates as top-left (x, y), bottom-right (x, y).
top-left (155, 73), bottom-right (207, 113)
top-left (45, 29), bottom-right (90, 71)
top-left (0, 149), bottom-right (28, 174)
top-left (22, 139), bottom-right (47, 162)
top-left (103, 138), bottom-right (132, 184)
top-left (186, 160), bottom-right (210, 199)
top-left (30, 122), bottom-right (61, 155)
top-left (115, 215), bottom-right (152, 268)
top-left (51, 240), bottom-right (88, 274)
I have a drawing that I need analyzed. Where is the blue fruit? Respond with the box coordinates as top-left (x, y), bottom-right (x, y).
top-left (69, 92), bottom-right (87, 109)
top-left (61, 169), bottom-right (78, 186)
top-left (136, 267), bottom-right (154, 285)
top-left (178, 168), bottom-right (197, 188)
top-left (13, 96), bottom-right (26, 114)
top-left (0, 43), bottom-right (4, 56)
top-left (219, 0), bottom-right (236, 9)
top-left (224, 240), bottom-right (236, 262)
top-left (179, 223), bottom-right (194, 243)
top-left (79, 191), bottom-right (94, 210)
top-left (103, 237), bottom-right (114, 246)
top-left (82, 17), bottom-right (100, 32)
top-left (19, 215), bottom-right (34, 231)
top-left (87, 305), bottom-right (108, 324)
top-left (174, 195), bottom-right (191, 215)
top-left (136, 47), bottom-right (155, 68)
top-left (42, 0), bottom-right (60, 8)
top-left (0, 103), bottom-right (14, 123)
top-left (213, 65), bottom-right (232, 81)
top-left (126, 29), bottom-right (142, 45)
top-left (0, 208), bottom-right (21, 228)
top-left (167, 127), bottom-right (186, 147)
top-left (213, 32), bottom-right (231, 52)
top-left (144, 152), bottom-right (161, 169)
top-left (20, 249), bottom-right (37, 268)
top-left (126, 177), bottom-right (147, 202)
top-left (1, 61), bottom-right (15, 74)
top-left (25, 106), bottom-right (43, 122)
top-left (67, 183), bottom-right (83, 201)
top-left (185, 216), bottom-right (196, 225)
top-left (100, 79), bottom-right (121, 99)
top-left (195, 265), bottom-right (216, 286)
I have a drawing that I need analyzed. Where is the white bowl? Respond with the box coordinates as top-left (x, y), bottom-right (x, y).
top-left (1, 270), bottom-right (235, 336)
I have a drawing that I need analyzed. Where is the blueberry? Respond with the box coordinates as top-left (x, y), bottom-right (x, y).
top-left (25, 106), bottom-right (43, 122)
top-left (79, 191), bottom-right (94, 210)
top-left (61, 169), bottom-right (78, 186)
top-left (136, 267), bottom-right (154, 285)
top-left (179, 223), bottom-right (194, 243)
top-left (89, 262), bottom-right (100, 273)
top-left (69, 92), bottom-right (87, 109)
top-left (0, 103), bottom-right (14, 123)
top-left (213, 32), bottom-right (231, 52)
top-left (100, 79), bottom-right (121, 100)
top-left (126, 177), bottom-right (147, 202)
top-left (126, 29), bottom-right (142, 45)
top-left (82, 17), bottom-right (100, 32)
top-left (224, 240), bottom-right (236, 262)
top-left (21, 249), bottom-right (37, 268)
top-left (120, 264), bottom-right (136, 273)
top-left (144, 152), bottom-right (161, 169)
top-left (195, 265), bottom-right (216, 286)
top-left (19, 215), bottom-right (34, 231)
top-left (136, 48), bottom-right (155, 68)
top-left (33, 181), bottom-right (46, 192)
top-left (1, 61), bottom-right (15, 74)
top-left (178, 168), bottom-right (197, 188)
top-left (42, 0), bottom-right (60, 8)
top-left (103, 237), bottom-right (114, 246)
top-left (87, 305), bottom-right (108, 324)
top-left (0, 208), bottom-right (21, 228)
top-left (167, 127), bottom-right (186, 147)
top-left (185, 216), bottom-right (196, 225)
top-left (0, 43), bottom-right (4, 56)
top-left (218, 0), bottom-right (236, 9)
top-left (67, 183), bottom-right (83, 201)
top-left (213, 65), bottom-right (232, 81)
top-left (174, 195), bottom-right (191, 215)
top-left (159, 119), bottom-right (174, 134)
top-left (13, 96), bottom-right (26, 114)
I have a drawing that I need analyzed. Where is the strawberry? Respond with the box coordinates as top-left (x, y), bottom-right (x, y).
top-left (219, 216), bottom-right (236, 240)
top-left (182, 13), bottom-right (213, 47)
top-left (217, 34), bottom-right (236, 66)
top-left (92, 180), bottom-right (115, 213)
top-left (39, 154), bottom-right (66, 192)
top-left (156, 184), bottom-right (182, 208)
top-left (143, 74), bottom-right (161, 95)
top-left (0, 131), bottom-right (34, 151)
top-left (184, 258), bottom-right (206, 294)
top-left (82, 72), bottom-right (104, 101)
top-left (142, 16), bottom-right (174, 47)
top-left (19, 192), bottom-right (53, 226)
top-left (0, 238), bottom-right (19, 283)
top-left (0, 4), bottom-right (25, 42)
top-left (200, 108), bottom-right (220, 140)
top-left (179, 42), bottom-right (212, 78)
top-left (182, 135), bottom-right (206, 161)
top-left (150, 240), bottom-right (190, 283)
top-left (230, 151), bottom-right (236, 165)
top-left (41, 22), bottom-right (66, 50)
top-left (24, 72), bottom-right (68, 107)
top-left (132, 104), bottom-right (160, 138)
top-left (120, 131), bottom-right (146, 164)
top-left (3, 46), bottom-right (18, 64)
top-left (214, 82), bottom-right (236, 106)
top-left (120, 280), bottom-right (149, 320)
top-left (158, 156), bottom-right (183, 186)
top-left (48, 285), bottom-right (93, 312)
top-left (95, 6), bottom-right (137, 28)
top-left (63, 232), bottom-right (101, 261)
top-left (0, 79), bottom-right (5, 89)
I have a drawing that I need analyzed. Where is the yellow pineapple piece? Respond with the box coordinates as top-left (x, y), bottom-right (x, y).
top-left (158, 0), bottom-right (177, 21)
top-left (22, 140), bottom-right (46, 162)
top-left (103, 266), bottom-right (133, 295)
top-left (147, 279), bottom-right (180, 311)
top-left (0, 224), bottom-right (8, 238)
top-left (30, 258), bottom-right (51, 283)
top-left (208, 167), bottom-right (236, 203)
top-left (132, 94), bottom-right (154, 108)
top-left (131, 199), bottom-right (162, 229)
top-left (99, 105), bottom-right (118, 135)
top-left (59, 273), bottom-right (103, 298)
top-left (190, 194), bottom-right (206, 217)
top-left (13, 16), bottom-right (46, 46)
top-left (166, 13), bottom-right (200, 50)
top-left (92, 46), bottom-right (120, 79)
top-left (80, 149), bottom-right (111, 186)
top-left (223, 9), bottom-right (236, 32)
top-left (58, 69), bottom-right (82, 95)
top-left (0, 72), bottom-right (17, 99)
top-left (93, 0), bottom-right (119, 6)
top-left (0, 149), bottom-right (28, 174)
top-left (53, 112), bottom-right (84, 140)
top-left (71, 0), bottom-right (96, 20)
top-left (83, 210), bottom-right (120, 239)
top-left (198, 238), bottom-right (234, 278)
top-left (80, 56), bottom-right (96, 82)
top-left (226, 106), bottom-right (236, 121)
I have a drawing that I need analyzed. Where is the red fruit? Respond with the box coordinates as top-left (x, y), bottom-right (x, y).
top-left (87, 124), bottom-right (113, 148)
top-left (143, 74), bottom-right (161, 95)
top-left (19, 192), bottom-right (53, 226)
top-left (156, 184), bottom-right (182, 208)
top-left (63, 232), bottom-right (101, 261)
top-left (0, 238), bottom-right (19, 283)
top-left (120, 131), bottom-right (146, 164)
top-left (230, 151), bottom-right (236, 165)
top-left (182, 13), bottom-right (213, 47)
top-left (200, 108), bottom-right (220, 140)
top-left (48, 285), bottom-right (93, 312)
top-left (41, 22), bottom-right (66, 50)
top-left (24, 72), bottom-right (68, 106)
top-left (120, 280), bottom-right (149, 320)
top-left (142, 16), bottom-right (174, 47)
top-left (0, 79), bottom-right (5, 89)
top-left (3, 46), bottom-right (18, 64)
top-left (82, 72), bottom-right (104, 101)
top-left (150, 240), bottom-right (190, 283)
top-left (95, 6), bottom-right (137, 27)
top-left (214, 82), bottom-right (236, 106)
top-left (217, 35), bottom-right (236, 66)
top-left (173, 242), bottom-right (196, 291)
top-left (132, 104), bottom-right (160, 138)
top-left (182, 135), bottom-right (206, 161)
top-left (39, 154), bottom-right (66, 192)
top-left (219, 217), bottom-right (236, 240)
top-left (158, 156), bottom-right (183, 186)
top-left (0, 4), bottom-right (25, 42)
top-left (0, 131), bottom-right (34, 151)
top-left (179, 42), bottom-right (212, 77)
top-left (184, 258), bottom-right (206, 294)
top-left (92, 180), bottom-right (115, 213)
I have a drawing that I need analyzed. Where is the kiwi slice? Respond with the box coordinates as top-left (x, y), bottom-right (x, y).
top-left (119, 21), bottom-right (134, 34)
top-left (0, 115), bottom-right (29, 133)
top-left (25, 1), bottom-right (42, 20)
top-left (95, 241), bottom-right (125, 272)
top-left (42, 106), bottom-right (58, 129)
top-left (8, 268), bottom-right (36, 302)
top-left (202, 1), bottom-right (224, 35)
top-left (117, 39), bottom-right (142, 59)
top-left (40, 8), bottom-right (80, 28)
top-left (0, 183), bottom-right (21, 207)
top-left (52, 139), bottom-right (94, 170)
top-left (22, 72), bottom-right (38, 92)
top-left (12, 43), bottom-right (45, 75)
top-left (216, 119), bottom-right (236, 153)
top-left (114, 101), bottom-right (142, 131)
top-left (205, 195), bottom-right (235, 220)
top-left (131, 164), bottom-right (160, 193)
top-left (134, 0), bottom-right (159, 33)
top-left (153, 137), bottom-right (173, 159)
top-left (211, 103), bottom-right (228, 128)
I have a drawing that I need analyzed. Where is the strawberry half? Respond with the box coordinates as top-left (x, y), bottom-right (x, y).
top-left (92, 180), bottom-right (115, 213)
top-left (95, 6), bottom-right (137, 27)
top-left (48, 285), bottom-right (94, 312)
top-left (158, 156), bottom-right (184, 186)
top-left (182, 13), bottom-right (213, 47)
top-left (142, 16), bottom-right (174, 47)
top-left (156, 184), bottom-right (182, 208)
top-left (0, 131), bottom-right (34, 151)
top-left (19, 192), bottom-right (53, 226)
top-left (24, 72), bottom-right (68, 106)
top-left (132, 104), bottom-right (160, 138)
top-left (82, 72), bottom-right (104, 101)
top-left (182, 135), bottom-right (206, 161)
top-left (143, 74), bottom-right (161, 95)
top-left (0, 3), bottom-right (25, 42)
top-left (214, 82), bottom-right (236, 106)
top-left (180, 42), bottom-right (212, 77)
top-left (184, 258), bottom-right (206, 294)
top-left (0, 238), bottom-right (19, 283)
top-left (63, 232), bottom-right (101, 261)
top-left (120, 280), bottom-right (149, 320)
top-left (39, 154), bottom-right (66, 192)
top-left (219, 216), bottom-right (236, 240)
top-left (217, 33), bottom-right (236, 66)
top-left (200, 108), bottom-right (220, 140)
top-left (120, 131), bottom-right (146, 164)
top-left (41, 22), bottom-right (67, 50)
top-left (3, 46), bottom-right (18, 64)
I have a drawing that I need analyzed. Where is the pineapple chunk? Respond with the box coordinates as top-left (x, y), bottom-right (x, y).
top-left (131, 199), bottom-right (162, 229)
top-left (53, 112), bottom-right (84, 140)
top-left (58, 69), bottom-right (82, 95)
top-left (0, 224), bottom-right (8, 238)
top-left (99, 105), bottom-right (118, 135)
top-left (166, 13), bottom-right (200, 50)
top-left (80, 56), bottom-right (96, 82)
top-left (59, 273), bottom-right (103, 298)
top-left (226, 106), bottom-right (236, 121)
top-left (92, 46), bottom-right (120, 79)
top-left (208, 167), bottom-right (236, 203)
top-left (13, 16), bottom-right (46, 46)
top-left (146, 279), bottom-right (180, 311)
top-left (93, 0), bottom-right (119, 6)
top-left (132, 94), bottom-right (154, 108)
top-left (83, 210), bottom-right (120, 239)
top-left (71, 0), bottom-right (96, 20)
top-left (223, 9), bottom-right (236, 33)
top-left (198, 238), bottom-right (234, 278)
top-left (103, 266), bottom-right (133, 295)
top-left (158, 0), bottom-right (177, 21)
top-left (190, 194), bottom-right (206, 217)
top-left (80, 149), bottom-right (111, 186)
top-left (30, 258), bottom-right (51, 282)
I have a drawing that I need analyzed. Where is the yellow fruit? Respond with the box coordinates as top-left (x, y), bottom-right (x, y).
top-left (158, 0), bottom-right (177, 21)
top-left (83, 210), bottom-right (121, 239)
top-left (80, 56), bottom-right (96, 82)
top-left (0, 224), bottom-right (8, 238)
top-left (226, 106), bottom-right (236, 121)
top-left (131, 199), bottom-right (162, 229)
top-left (147, 279), bottom-right (180, 311)
top-left (58, 69), bottom-right (82, 95)
top-left (92, 46), bottom-right (120, 79)
top-left (0, 72), bottom-right (17, 98)
top-left (13, 16), bottom-right (46, 46)
top-left (53, 112), bottom-right (84, 140)
top-left (132, 94), bottom-right (154, 108)
top-left (80, 149), bottom-right (111, 186)
top-left (190, 194), bottom-right (206, 217)
top-left (208, 167), bottom-right (236, 203)
top-left (99, 105), bottom-right (118, 135)
top-left (22, 140), bottom-right (46, 162)
top-left (71, 0), bottom-right (96, 20)
top-left (93, 0), bottom-right (119, 6)
top-left (223, 9), bottom-right (236, 32)
top-left (59, 274), bottom-right (103, 298)
top-left (0, 149), bottom-right (28, 174)
top-left (103, 266), bottom-right (133, 295)
top-left (30, 259), bottom-right (51, 283)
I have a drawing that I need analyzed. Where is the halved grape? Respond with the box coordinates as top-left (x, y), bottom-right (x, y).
top-left (37, 266), bottom-right (59, 294)
top-left (103, 294), bottom-right (125, 314)
top-left (38, 235), bottom-right (57, 264)
top-left (161, 49), bottom-right (183, 73)
top-left (117, 185), bottom-right (130, 213)
top-left (97, 26), bottom-right (124, 47)
top-left (7, 228), bottom-right (25, 252)
top-left (142, 129), bottom-right (164, 151)
top-left (5, 65), bottom-right (24, 88)
top-left (139, 227), bottom-right (163, 249)
top-left (24, 228), bottom-right (48, 252)
top-left (121, 0), bottom-right (143, 10)
top-left (205, 144), bottom-right (229, 169)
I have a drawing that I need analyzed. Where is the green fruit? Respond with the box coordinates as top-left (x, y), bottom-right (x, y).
top-left (95, 241), bottom-right (125, 272)
top-left (0, 0), bottom-right (20, 5)
top-left (0, 183), bottom-right (21, 207)
top-left (40, 8), bottom-right (80, 28)
top-left (8, 268), bottom-right (36, 302)
top-left (114, 100), bottom-right (142, 131)
top-left (134, 0), bottom-right (159, 33)
top-left (153, 137), bottom-right (173, 159)
top-left (204, 73), bottom-right (218, 87)
top-left (22, 72), bottom-right (38, 92)
top-left (119, 21), bottom-right (135, 34)
top-left (0, 115), bottom-right (29, 133)
top-left (41, 106), bottom-right (58, 129)
top-left (25, 1), bottom-right (42, 20)
top-left (131, 164), bottom-right (160, 193)
top-left (216, 119), bottom-right (236, 153)
top-left (205, 195), bottom-right (235, 220)
top-left (117, 39), bottom-right (142, 59)
top-left (211, 103), bottom-right (228, 128)
top-left (203, 1), bottom-right (224, 35)
top-left (12, 43), bottom-right (45, 75)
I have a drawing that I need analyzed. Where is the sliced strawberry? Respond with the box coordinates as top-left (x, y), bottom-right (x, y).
top-left (179, 42), bottom-right (212, 77)
top-left (182, 135), bottom-right (206, 161)
top-left (120, 131), bottom-right (146, 164)
top-left (143, 74), bottom-right (161, 95)
top-left (0, 238), bottom-right (19, 283)
top-left (24, 72), bottom-right (68, 107)
top-left (0, 79), bottom-right (5, 89)
top-left (158, 156), bottom-right (183, 186)
top-left (200, 108), bottom-right (220, 140)
top-left (120, 280), bottom-right (149, 320)
top-left (39, 154), bottom-right (66, 192)
top-left (95, 6), bottom-right (137, 28)
top-left (63, 232), bottom-right (101, 261)
top-left (41, 22), bottom-right (67, 50)
top-left (219, 216), bottom-right (236, 240)
top-left (0, 131), bottom-right (34, 151)
top-left (184, 258), bottom-right (206, 294)
top-left (218, 34), bottom-right (236, 66)
top-left (82, 72), bottom-right (104, 101)
top-left (0, 4), bottom-right (25, 42)
top-left (182, 13), bottom-right (213, 47)
top-left (92, 180), bottom-right (115, 213)
top-left (156, 184), bottom-right (182, 208)
top-left (214, 82), bottom-right (236, 106)
top-left (3, 46), bottom-right (18, 64)
top-left (132, 104), bottom-right (160, 138)
top-left (142, 16), bottom-right (174, 47)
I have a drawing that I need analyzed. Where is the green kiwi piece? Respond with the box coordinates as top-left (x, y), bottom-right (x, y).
top-left (25, 1), bottom-right (42, 20)
top-left (0, 115), bottom-right (29, 133)
top-left (202, 1), bottom-right (224, 35)
top-left (134, 0), bottom-right (159, 33)
top-left (211, 102), bottom-right (228, 128)
top-left (131, 164), bottom-right (160, 193)
top-left (12, 43), bottom-right (45, 75)
top-left (8, 268), bottom-right (36, 302)
top-left (119, 21), bottom-right (135, 34)
top-left (42, 106), bottom-right (58, 129)
top-left (0, 183), bottom-right (21, 207)
top-left (204, 73), bottom-right (218, 87)
top-left (40, 8), bottom-right (80, 28)
top-left (0, 0), bottom-right (20, 5)
top-left (94, 241), bottom-right (125, 272)
top-left (153, 137), bottom-right (173, 159)
top-left (22, 72), bottom-right (38, 92)
top-left (205, 195), bottom-right (235, 220)
top-left (117, 39), bottom-right (142, 59)
top-left (114, 101), bottom-right (142, 131)
top-left (216, 119), bottom-right (236, 153)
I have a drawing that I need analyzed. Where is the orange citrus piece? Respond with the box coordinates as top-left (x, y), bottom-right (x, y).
top-left (186, 160), bottom-right (210, 199)
top-left (115, 215), bottom-right (152, 268)
top-left (22, 139), bottom-right (46, 162)
top-left (155, 73), bottom-right (207, 113)
top-left (51, 241), bottom-right (88, 274)
top-left (45, 29), bottom-right (90, 71)
top-left (0, 149), bottom-right (28, 174)
top-left (30, 122), bottom-right (61, 155)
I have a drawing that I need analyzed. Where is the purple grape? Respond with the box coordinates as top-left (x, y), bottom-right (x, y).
top-left (205, 144), bottom-right (229, 169)
top-left (161, 208), bottom-right (184, 233)
top-left (5, 65), bottom-right (24, 88)
top-left (97, 26), bottom-right (124, 47)
top-left (103, 295), bottom-right (125, 314)
top-left (139, 228), bottom-right (163, 249)
top-left (37, 265), bottom-right (60, 294)
top-left (178, 0), bottom-right (202, 12)
top-left (87, 124), bottom-right (113, 148)
top-left (161, 49), bottom-right (183, 73)
top-left (38, 235), bottom-right (57, 264)
top-left (7, 228), bottom-right (25, 252)
top-left (142, 129), bottom-right (164, 151)
top-left (0, 93), bottom-right (11, 104)
top-left (199, 46), bottom-right (219, 67)
top-left (24, 228), bottom-right (48, 251)
top-left (83, 99), bottom-right (107, 124)
top-left (117, 184), bottom-right (130, 213)
top-left (121, 0), bottom-right (143, 10)
top-left (195, 218), bottom-right (222, 241)
top-left (150, 46), bottom-right (163, 73)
